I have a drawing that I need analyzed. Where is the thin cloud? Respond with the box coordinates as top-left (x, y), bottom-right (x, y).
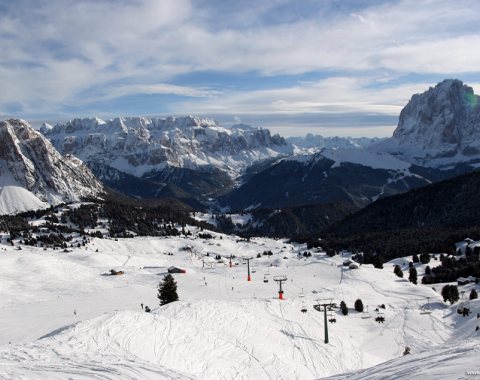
top-left (0, 0), bottom-right (479, 135)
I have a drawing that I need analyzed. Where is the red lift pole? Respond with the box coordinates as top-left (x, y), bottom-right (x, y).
top-left (244, 257), bottom-right (252, 281)
top-left (274, 275), bottom-right (287, 300)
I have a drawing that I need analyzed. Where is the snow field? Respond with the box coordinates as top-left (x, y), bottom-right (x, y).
top-left (0, 229), bottom-right (478, 379)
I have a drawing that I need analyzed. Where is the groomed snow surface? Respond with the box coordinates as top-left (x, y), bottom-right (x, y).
top-left (0, 228), bottom-right (478, 379)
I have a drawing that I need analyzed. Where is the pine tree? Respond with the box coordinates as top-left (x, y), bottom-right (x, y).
top-left (340, 300), bottom-right (348, 315)
top-left (420, 252), bottom-right (430, 264)
top-left (158, 274), bottom-right (179, 306)
top-left (412, 254), bottom-right (419, 263)
top-left (441, 284), bottom-right (459, 304)
top-left (408, 267), bottom-right (417, 285)
top-left (425, 265), bottom-right (431, 276)
top-left (394, 265), bottom-right (403, 278)
top-left (470, 289), bottom-right (478, 300)
top-left (372, 255), bottom-right (384, 269)
top-left (354, 299), bottom-right (364, 312)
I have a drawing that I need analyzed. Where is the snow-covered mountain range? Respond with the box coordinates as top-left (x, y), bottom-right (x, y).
top-left (286, 134), bottom-right (383, 150)
top-left (223, 79), bottom-right (480, 209)
top-left (0, 119), bottom-right (104, 215)
top-left (7, 78), bottom-right (477, 211)
top-left (41, 116), bottom-right (291, 178)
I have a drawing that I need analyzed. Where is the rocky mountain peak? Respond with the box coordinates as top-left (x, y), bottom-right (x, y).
top-left (0, 119), bottom-right (104, 214)
top-left (388, 79), bottom-right (480, 163)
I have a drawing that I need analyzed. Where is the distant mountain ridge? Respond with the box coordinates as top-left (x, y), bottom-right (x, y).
top-left (41, 116), bottom-right (291, 178)
top-left (41, 116), bottom-right (295, 205)
top-left (286, 134), bottom-right (383, 150)
top-left (29, 78), bottom-right (480, 212)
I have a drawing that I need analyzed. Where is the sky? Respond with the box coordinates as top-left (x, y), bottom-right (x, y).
top-left (1, 0), bottom-right (479, 137)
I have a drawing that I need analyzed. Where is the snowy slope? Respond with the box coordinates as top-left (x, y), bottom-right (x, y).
top-left (313, 148), bottom-right (410, 170)
top-left (0, 185), bottom-right (49, 215)
top-left (0, 220), bottom-right (477, 379)
top-left (327, 338), bottom-right (479, 380)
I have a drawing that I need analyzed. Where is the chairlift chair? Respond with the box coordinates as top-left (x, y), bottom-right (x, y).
top-left (361, 305), bottom-right (372, 319)
top-left (328, 307), bottom-right (336, 323)
top-left (420, 306), bottom-right (432, 315)
top-left (301, 301), bottom-right (308, 313)
top-left (375, 312), bottom-right (385, 323)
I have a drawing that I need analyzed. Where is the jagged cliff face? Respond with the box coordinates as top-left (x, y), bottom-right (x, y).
top-left (0, 119), bottom-right (104, 213)
top-left (42, 116), bottom-right (290, 178)
top-left (388, 79), bottom-right (480, 163)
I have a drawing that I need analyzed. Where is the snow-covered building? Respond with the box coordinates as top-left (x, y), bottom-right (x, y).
top-left (168, 266), bottom-right (186, 274)
top-left (457, 276), bottom-right (476, 286)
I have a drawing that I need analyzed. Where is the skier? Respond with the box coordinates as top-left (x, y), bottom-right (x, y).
top-left (141, 303), bottom-right (144, 310)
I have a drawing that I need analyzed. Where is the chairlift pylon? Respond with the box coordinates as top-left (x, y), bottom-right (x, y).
top-left (420, 297), bottom-right (432, 314)
top-left (361, 305), bottom-right (371, 319)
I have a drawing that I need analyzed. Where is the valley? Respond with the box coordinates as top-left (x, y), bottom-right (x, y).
top-left (1, 79), bottom-right (480, 379)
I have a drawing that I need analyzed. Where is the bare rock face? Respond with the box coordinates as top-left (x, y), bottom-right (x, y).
top-left (390, 79), bottom-right (480, 162)
top-left (0, 119), bottom-right (104, 210)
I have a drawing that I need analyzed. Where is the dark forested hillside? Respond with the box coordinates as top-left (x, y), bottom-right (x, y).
top-left (216, 202), bottom-right (358, 238)
top-left (329, 170), bottom-right (480, 236)
top-left (318, 170), bottom-right (480, 263)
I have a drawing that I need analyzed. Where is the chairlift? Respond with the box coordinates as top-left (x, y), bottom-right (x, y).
top-left (420, 307), bottom-right (432, 315)
top-left (420, 297), bottom-right (432, 315)
top-left (375, 312), bottom-right (385, 323)
top-left (301, 301), bottom-right (308, 313)
top-left (328, 307), bottom-right (336, 323)
top-left (361, 305), bottom-right (372, 319)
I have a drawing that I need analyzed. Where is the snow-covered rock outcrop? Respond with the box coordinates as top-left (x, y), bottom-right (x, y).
top-left (0, 119), bottom-right (104, 214)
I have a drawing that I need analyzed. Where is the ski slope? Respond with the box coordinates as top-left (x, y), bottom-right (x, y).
top-left (0, 226), bottom-right (478, 379)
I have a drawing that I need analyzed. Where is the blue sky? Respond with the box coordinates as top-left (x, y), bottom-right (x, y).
top-left (1, 0), bottom-right (479, 137)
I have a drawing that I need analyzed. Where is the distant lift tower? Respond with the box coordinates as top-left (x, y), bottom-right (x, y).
top-left (244, 257), bottom-right (252, 281)
top-left (274, 275), bottom-right (287, 300)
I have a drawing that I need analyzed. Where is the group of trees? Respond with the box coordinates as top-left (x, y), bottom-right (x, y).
top-left (422, 252), bottom-right (480, 284)
top-left (441, 285), bottom-right (459, 304)
top-left (339, 299), bottom-right (364, 315)
top-left (319, 225), bottom-right (480, 264)
top-left (440, 285), bottom-right (479, 306)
